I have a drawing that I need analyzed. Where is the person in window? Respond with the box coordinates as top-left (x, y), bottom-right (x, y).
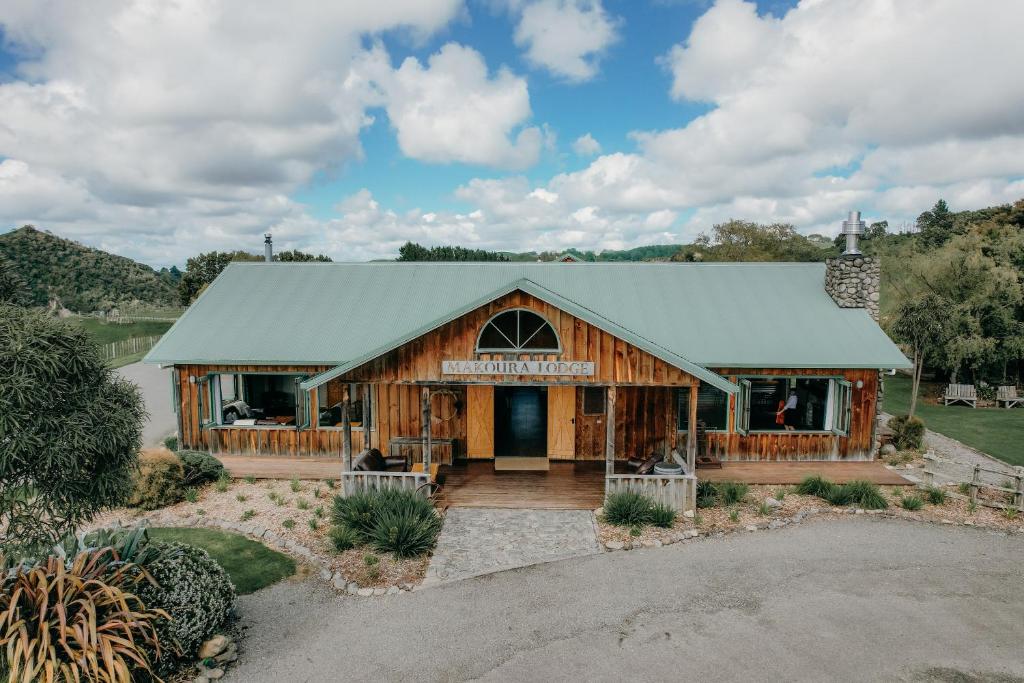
top-left (776, 389), bottom-right (799, 431)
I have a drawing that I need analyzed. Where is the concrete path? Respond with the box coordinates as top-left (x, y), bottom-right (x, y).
top-left (423, 508), bottom-right (601, 585)
top-left (230, 518), bottom-right (1024, 682)
top-left (117, 361), bottom-right (175, 447)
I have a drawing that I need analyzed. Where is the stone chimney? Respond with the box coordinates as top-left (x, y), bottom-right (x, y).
top-left (824, 211), bottom-right (880, 321)
top-left (264, 233), bottom-right (273, 263)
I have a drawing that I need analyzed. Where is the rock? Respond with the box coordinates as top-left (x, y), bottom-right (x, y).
top-left (332, 573), bottom-right (347, 590)
top-left (963, 520), bottom-right (975, 526)
top-left (745, 525), bottom-right (757, 532)
top-left (347, 582), bottom-right (359, 595)
top-left (320, 568), bottom-right (333, 581)
top-left (357, 587), bottom-right (374, 597)
top-left (653, 539), bottom-right (662, 547)
top-left (685, 529), bottom-right (700, 538)
top-left (866, 509), bottom-right (883, 515)
top-left (764, 497), bottom-right (782, 509)
top-left (768, 519), bottom-right (786, 529)
top-left (855, 509), bottom-right (865, 515)
top-left (683, 510), bottom-right (695, 518)
top-left (372, 587), bottom-right (386, 596)
top-left (605, 540), bottom-right (624, 550)
top-left (641, 540), bottom-right (656, 548)
top-left (941, 519), bottom-right (954, 525)
top-left (214, 644), bottom-right (238, 664)
top-left (203, 668), bottom-right (224, 680)
top-left (880, 444), bottom-right (897, 456)
top-left (594, 507), bottom-right (603, 516)
top-left (386, 586), bottom-right (399, 595)
top-left (198, 635), bottom-right (229, 659)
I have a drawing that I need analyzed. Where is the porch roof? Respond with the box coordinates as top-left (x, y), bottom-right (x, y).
top-left (145, 262), bottom-right (911, 383)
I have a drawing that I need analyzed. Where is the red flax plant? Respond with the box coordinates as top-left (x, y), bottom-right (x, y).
top-left (0, 549), bottom-right (168, 682)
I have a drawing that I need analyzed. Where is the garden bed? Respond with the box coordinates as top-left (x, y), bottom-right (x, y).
top-left (92, 476), bottom-right (432, 592)
top-left (596, 482), bottom-right (1024, 550)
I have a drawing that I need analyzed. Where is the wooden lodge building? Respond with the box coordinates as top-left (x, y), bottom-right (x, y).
top-left (146, 246), bottom-right (909, 511)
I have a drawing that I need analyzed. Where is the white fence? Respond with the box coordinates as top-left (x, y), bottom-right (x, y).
top-left (100, 335), bottom-right (162, 361)
top-left (340, 471), bottom-right (431, 497)
top-left (605, 473), bottom-right (697, 513)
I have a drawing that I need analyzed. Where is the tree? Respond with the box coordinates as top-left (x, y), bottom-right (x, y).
top-left (917, 199), bottom-right (957, 248)
top-left (0, 255), bottom-right (29, 306)
top-left (396, 242), bottom-right (509, 262)
top-left (0, 306), bottom-right (146, 554)
top-left (686, 220), bottom-right (827, 262)
top-left (276, 249), bottom-right (332, 262)
top-left (889, 294), bottom-right (948, 418)
top-left (177, 250), bottom-right (260, 304)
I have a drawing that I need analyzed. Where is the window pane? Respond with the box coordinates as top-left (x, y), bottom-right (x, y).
top-left (746, 377), bottom-right (832, 431)
top-left (493, 312), bottom-right (519, 346)
top-left (583, 387), bottom-right (605, 415)
top-left (522, 322), bottom-right (559, 350)
top-left (317, 381), bottom-right (371, 428)
top-left (678, 385), bottom-right (728, 430)
top-left (477, 310), bottom-right (559, 352)
top-left (749, 379), bottom-right (787, 430)
top-left (478, 322), bottom-right (511, 349)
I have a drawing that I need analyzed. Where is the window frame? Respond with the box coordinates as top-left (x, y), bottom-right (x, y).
top-left (316, 382), bottom-right (375, 432)
top-left (204, 371), bottom-right (310, 430)
top-left (475, 308), bottom-right (562, 354)
top-left (734, 374), bottom-right (852, 435)
top-left (581, 386), bottom-right (605, 416)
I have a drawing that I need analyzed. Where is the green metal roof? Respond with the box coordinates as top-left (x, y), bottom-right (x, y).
top-left (145, 262), bottom-right (911, 387)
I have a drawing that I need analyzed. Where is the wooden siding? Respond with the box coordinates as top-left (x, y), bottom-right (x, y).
top-left (574, 387), bottom-right (606, 460)
top-left (337, 291), bottom-right (699, 386)
top-left (702, 368), bottom-right (878, 461)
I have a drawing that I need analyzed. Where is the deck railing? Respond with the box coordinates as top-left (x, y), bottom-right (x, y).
top-left (340, 471), bottom-right (430, 497)
top-left (605, 473), bottom-right (697, 513)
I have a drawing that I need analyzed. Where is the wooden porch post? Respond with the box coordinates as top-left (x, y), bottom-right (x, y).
top-left (341, 392), bottom-right (352, 473)
top-left (686, 382), bottom-right (698, 473)
top-left (421, 386), bottom-right (432, 474)
top-left (605, 386), bottom-right (616, 491)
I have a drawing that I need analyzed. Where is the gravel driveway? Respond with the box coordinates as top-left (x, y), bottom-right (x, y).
top-left (229, 518), bottom-right (1024, 682)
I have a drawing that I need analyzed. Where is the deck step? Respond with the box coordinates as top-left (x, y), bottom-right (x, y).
top-left (494, 457), bottom-right (550, 472)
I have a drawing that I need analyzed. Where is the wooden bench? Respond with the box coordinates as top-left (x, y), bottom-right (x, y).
top-left (943, 383), bottom-right (977, 408)
top-left (996, 385), bottom-right (1024, 409)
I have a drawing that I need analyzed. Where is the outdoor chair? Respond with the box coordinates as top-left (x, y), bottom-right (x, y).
top-left (942, 383), bottom-right (978, 408)
top-left (352, 448), bottom-right (408, 472)
top-left (996, 385), bottom-right (1024, 409)
top-left (626, 452), bottom-right (661, 475)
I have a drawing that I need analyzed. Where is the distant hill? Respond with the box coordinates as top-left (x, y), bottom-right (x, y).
top-left (0, 226), bottom-right (178, 312)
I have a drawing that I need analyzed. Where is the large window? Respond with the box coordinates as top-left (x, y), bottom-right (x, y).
top-left (735, 376), bottom-right (852, 434)
top-left (476, 309), bottom-right (560, 353)
top-left (677, 384), bottom-right (729, 431)
top-left (317, 380), bottom-right (373, 430)
top-left (209, 373), bottom-right (306, 427)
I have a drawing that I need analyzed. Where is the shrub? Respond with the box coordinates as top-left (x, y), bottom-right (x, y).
top-left (176, 450), bottom-right (224, 485)
top-left (774, 489), bottom-right (788, 501)
top-left (184, 487), bottom-right (199, 503)
top-left (728, 508), bottom-right (740, 523)
top-left (290, 478), bottom-right (302, 493)
top-left (369, 508), bottom-right (444, 558)
top-left (842, 480), bottom-right (889, 510)
top-left (0, 551), bottom-right (165, 681)
top-left (958, 482), bottom-right (971, 496)
top-left (240, 509), bottom-right (256, 521)
top-left (137, 541), bottom-right (235, 672)
top-left (163, 435), bottom-right (178, 451)
top-left (325, 478), bottom-right (336, 489)
top-left (757, 501), bottom-right (773, 516)
top-left (244, 475), bottom-right (256, 485)
top-left (214, 471), bottom-right (230, 493)
top-left (649, 503), bottom-right (677, 528)
top-left (889, 415), bottom-right (925, 450)
top-left (925, 487), bottom-right (947, 505)
top-left (363, 553), bottom-right (379, 566)
top-left (696, 480), bottom-right (717, 508)
top-left (715, 481), bottom-right (749, 506)
top-left (603, 491), bottom-right (654, 527)
top-left (307, 518), bottom-right (319, 531)
top-left (329, 525), bottom-right (360, 552)
top-left (297, 498), bottom-right (310, 510)
top-left (236, 494), bottom-right (247, 502)
top-left (824, 484), bottom-right (855, 506)
top-left (900, 495), bottom-right (924, 511)
top-left (282, 519), bottom-right (295, 530)
top-left (129, 451), bottom-right (185, 510)
top-left (796, 475), bottom-right (834, 497)
top-left (313, 506), bottom-right (325, 519)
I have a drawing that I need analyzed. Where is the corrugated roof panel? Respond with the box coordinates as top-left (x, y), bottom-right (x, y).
top-left (145, 262), bottom-right (911, 371)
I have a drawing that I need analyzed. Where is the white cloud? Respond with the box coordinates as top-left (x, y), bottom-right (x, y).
top-left (380, 43), bottom-right (542, 169)
top-left (511, 0), bottom-right (620, 82)
top-left (572, 133), bottom-right (602, 156)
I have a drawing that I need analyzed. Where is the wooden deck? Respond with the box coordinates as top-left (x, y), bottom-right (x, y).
top-left (698, 460), bottom-right (912, 486)
top-left (438, 461), bottom-right (605, 510)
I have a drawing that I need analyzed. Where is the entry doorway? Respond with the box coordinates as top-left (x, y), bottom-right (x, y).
top-left (494, 386), bottom-right (547, 459)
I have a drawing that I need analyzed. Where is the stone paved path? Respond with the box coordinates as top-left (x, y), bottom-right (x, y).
top-left (423, 508), bottom-right (601, 585)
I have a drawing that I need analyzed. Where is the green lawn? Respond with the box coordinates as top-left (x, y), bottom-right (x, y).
top-left (72, 317), bottom-right (173, 344)
top-left (148, 527), bottom-right (296, 594)
top-left (882, 375), bottom-right (1024, 467)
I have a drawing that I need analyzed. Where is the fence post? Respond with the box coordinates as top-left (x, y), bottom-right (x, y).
top-left (970, 464), bottom-right (980, 505)
top-left (1015, 467), bottom-right (1024, 512)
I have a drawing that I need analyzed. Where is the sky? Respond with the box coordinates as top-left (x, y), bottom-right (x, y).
top-left (0, 0), bottom-right (1022, 268)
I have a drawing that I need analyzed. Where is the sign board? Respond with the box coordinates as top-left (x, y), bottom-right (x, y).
top-left (442, 360), bottom-right (595, 377)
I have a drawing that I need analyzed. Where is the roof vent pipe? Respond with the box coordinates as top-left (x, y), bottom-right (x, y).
top-left (841, 210), bottom-right (865, 256)
top-left (264, 233), bottom-right (273, 263)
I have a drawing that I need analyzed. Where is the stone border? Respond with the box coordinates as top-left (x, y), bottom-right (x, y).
top-left (601, 505), bottom-right (1023, 552)
top-left (133, 515), bottom-right (412, 597)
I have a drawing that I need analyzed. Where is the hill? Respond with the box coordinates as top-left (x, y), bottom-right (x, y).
top-left (0, 226), bottom-right (178, 312)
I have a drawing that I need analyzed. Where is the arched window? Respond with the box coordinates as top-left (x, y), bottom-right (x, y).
top-left (476, 309), bottom-right (560, 353)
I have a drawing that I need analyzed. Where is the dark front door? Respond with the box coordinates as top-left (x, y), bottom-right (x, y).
top-left (494, 386), bottom-right (547, 457)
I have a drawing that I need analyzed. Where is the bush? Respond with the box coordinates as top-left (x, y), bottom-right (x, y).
top-left (603, 491), bottom-right (655, 527)
top-left (129, 451), bottom-right (185, 510)
top-left (696, 480), bottom-right (717, 508)
top-left (137, 541), bottom-right (235, 671)
top-left (925, 487), bottom-right (947, 505)
top-left (889, 415), bottom-right (925, 450)
top-left (369, 509), bottom-right (443, 558)
top-left (176, 450), bottom-right (224, 485)
top-left (900, 495), bottom-right (924, 511)
top-left (0, 551), bottom-right (165, 681)
top-left (824, 484), bottom-right (855, 506)
top-left (329, 525), bottom-right (360, 552)
top-left (715, 481), bottom-right (749, 506)
top-left (796, 475), bottom-right (834, 497)
top-left (164, 435), bottom-right (179, 451)
top-left (649, 503), bottom-right (677, 528)
top-left (842, 480), bottom-right (889, 510)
